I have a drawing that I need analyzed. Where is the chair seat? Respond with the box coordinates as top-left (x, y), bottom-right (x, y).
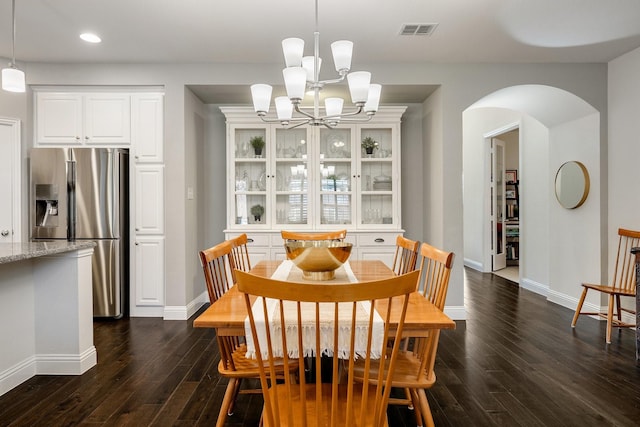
top-left (353, 350), bottom-right (437, 389)
top-left (581, 282), bottom-right (635, 296)
top-left (218, 343), bottom-right (296, 378)
top-left (262, 383), bottom-right (389, 427)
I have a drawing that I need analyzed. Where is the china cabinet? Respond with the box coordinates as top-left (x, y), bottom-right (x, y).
top-left (221, 106), bottom-right (406, 267)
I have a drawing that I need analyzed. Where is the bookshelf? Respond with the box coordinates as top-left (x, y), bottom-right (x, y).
top-left (505, 180), bottom-right (519, 265)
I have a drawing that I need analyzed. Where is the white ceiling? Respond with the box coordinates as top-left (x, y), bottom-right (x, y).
top-left (2, 0), bottom-right (640, 103)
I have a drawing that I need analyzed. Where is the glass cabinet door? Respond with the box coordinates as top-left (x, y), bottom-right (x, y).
top-left (232, 127), bottom-right (268, 226)
top-left (273, 127), bottom-right (310, 226)
top-left (358, 127), bottom-right (395, 227)
top-left (318, 127), bottom-right (354, 226)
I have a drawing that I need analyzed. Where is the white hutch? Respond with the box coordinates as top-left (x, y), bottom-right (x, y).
top-left (221, 106), bottom-right (406, 267)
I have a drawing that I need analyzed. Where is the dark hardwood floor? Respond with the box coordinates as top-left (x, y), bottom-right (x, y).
top-left (1, 268), bottom-right (639, 426)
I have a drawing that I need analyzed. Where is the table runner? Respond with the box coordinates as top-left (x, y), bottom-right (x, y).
top-left (244, 260), bottom-right (384, 360)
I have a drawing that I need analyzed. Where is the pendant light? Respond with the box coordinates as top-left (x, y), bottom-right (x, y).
top-left (2, 0), bottom-right (26, 93)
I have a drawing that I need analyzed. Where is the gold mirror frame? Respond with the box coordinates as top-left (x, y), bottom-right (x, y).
top-left (555, 161), bottom-right (590, 209)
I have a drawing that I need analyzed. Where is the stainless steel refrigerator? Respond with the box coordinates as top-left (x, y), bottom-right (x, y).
top-left (30, 148), bottom-right (129, 318)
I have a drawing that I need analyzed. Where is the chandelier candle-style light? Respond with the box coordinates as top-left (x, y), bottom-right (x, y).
top-left (250, 0), bottom-right (381, 128)
top-left (2, 0), bottom-right (26, 93)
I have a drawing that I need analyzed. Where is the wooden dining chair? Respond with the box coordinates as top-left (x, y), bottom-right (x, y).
top-left (355, 242), bottom-right (454, 427)
top-left (228, 233), bottom-right (252, 276)
top-left (199, 240), bottom-right (296, 427)
top-left (571, 227), bottom-right (640, 344)
top-left (281, 229), bottom-right (347, 241)
top-left (237, 269), bottom-right (420, 427)
top-left (392, 235), bottom-right (420, 275)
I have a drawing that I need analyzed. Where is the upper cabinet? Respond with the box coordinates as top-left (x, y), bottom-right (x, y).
top-left (222, 106), bottom-right (406, 232)
top-left (131, 93), bottom-right (164, 163)
top-left (35, 92), bottom-right (131, 145)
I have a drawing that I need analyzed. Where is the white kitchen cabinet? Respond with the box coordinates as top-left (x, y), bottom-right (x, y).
top-left (133, 236), bottom-right (165, 306)
top-left (134, 165), bottom-right (165, 235)
top-left (132, 93), bottom-right (164, 162)
top-left (35, 92), bottom-right (131, 145)
top-left (221, 106), bottom-right (405, 260)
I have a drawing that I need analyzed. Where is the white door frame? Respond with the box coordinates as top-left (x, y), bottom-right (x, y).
top-left (0, 117), bottom-right (22, 243)
top-left (483, 122), bottom-right (519, 272)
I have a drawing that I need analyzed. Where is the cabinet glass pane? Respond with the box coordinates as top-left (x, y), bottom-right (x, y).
top-left (360, 160), bottom-right (392, 191)
top-left (234, 161), bottom-right (267, 192)
top-left (235, 194), bottom-right (267, 224)
top-left (360, 128), bottom-right (392, 158)
top-left (276, 194), bottom-right (308, 225)
top-left (276, 128), bottom-right (307, 159)
top-left (361, 194), bottom-right (393, 225)
top-left (235, 129), bottom-right (267, 159)
top-left (320, 128), bottom-right (351, 159)
top-left (320, 194), bottom-right (351, 225)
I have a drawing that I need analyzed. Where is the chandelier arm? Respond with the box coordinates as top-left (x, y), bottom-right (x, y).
top-left (314, 74), bottom-right (347, 86)
top-left (293, 103), bottom-right (318, 120)
top-left (287, 120), bottom-right (312, 130)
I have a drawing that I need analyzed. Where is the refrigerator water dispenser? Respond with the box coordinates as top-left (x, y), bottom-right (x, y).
top-left (35, 184), bottom-right (59, 227)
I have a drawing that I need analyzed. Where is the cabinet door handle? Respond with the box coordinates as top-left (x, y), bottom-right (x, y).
top-left (374, 238), bottom-right (385, 243)
top-left (247, 238), bottom-right (254, 243)
top-left (135, 242), bottom-right (139, 245)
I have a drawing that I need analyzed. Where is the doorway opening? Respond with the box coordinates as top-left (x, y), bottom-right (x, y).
top-left (487, 126), bottom-right (520, 282)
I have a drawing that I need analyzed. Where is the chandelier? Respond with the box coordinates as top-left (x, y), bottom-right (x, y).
top-left (250, 0), bottom-right (381, 129)
top-left (2, 0), bottom-right (26, 93)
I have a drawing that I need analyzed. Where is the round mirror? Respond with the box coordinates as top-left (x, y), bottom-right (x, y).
top-left (555, 161), bottom-right (590, 209)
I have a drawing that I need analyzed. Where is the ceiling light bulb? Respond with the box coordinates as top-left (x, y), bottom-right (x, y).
top-left (80, 33), bottom-right (102, 43)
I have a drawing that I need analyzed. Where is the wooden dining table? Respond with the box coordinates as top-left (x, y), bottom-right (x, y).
top-left (193, 260), bottom-right (456, 338)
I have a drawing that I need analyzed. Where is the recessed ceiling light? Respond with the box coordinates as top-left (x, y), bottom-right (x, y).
top-left (80, 33), bottom-right (102, 43)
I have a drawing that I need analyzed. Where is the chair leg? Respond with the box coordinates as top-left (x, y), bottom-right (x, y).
top-left (606, 294), bottom-right (614, 344)
top-left (409, 388), bottom-right (423, 427)
top-left (227, 378), bottom-right (242, 415)
top-left (216, 378), bottom-right (238, 427)
top-left (615, 295), bottom-right (622, 321)
top-left (417, 389), bottom-right (435, 427)
top-left (571, 287), bottom-right (589, 327)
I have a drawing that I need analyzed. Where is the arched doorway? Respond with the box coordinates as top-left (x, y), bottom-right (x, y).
top-left (462, 85), bottom-right (603, 311)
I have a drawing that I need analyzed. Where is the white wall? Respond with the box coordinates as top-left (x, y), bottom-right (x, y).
top-left (519, 117), bottom-right (550, 292)
top-left (547, 113), bottom-right (601, 309)
top-left (608, 46), bottom-right (640, 314)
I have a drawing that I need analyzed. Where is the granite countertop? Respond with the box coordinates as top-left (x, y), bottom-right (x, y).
top-left (0, 241), bottom-right (97, 265)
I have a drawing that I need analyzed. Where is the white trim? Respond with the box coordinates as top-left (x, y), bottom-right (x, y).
top-left (163, 291), bottom-right (209, 320)
top-left (130, 305), bottom-right (164, 317)
top-left (0, 356), bottom-right (36, 397)
top-left (0, 117), bottom-right (21, 243)
top-left (463, 257), bottom-right (483, 271)
top-left (35, 346), bottom-right (97, 375)
top-left (444, 305), bottom-right (466, 321)
top-left (521, 278), bottom-right (549, 297)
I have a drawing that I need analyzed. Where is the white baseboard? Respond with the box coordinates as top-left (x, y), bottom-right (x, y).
top-left (130, 305), bottom-right (164, 317)
top-left (163, 291), bottom-right (209, 320)
top-left (1, 347), bottom-right (96, 397)
top-left (36, 346), bottom-right (97, 375)
top-left (520, 278), bottom-right (549, 297)
top-left (444, 305), bottom-right (466, 320)
top-left (0, 356), bottom-right (36, 397)
top-left (463, 258), bottom-right (483, 272)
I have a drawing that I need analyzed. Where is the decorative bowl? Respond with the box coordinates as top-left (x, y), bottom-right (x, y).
top-left (284, 240), bottom-right (353, 281)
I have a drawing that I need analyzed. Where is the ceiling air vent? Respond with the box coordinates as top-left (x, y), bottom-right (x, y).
top-left (400, 23), bottom-right (438, 36)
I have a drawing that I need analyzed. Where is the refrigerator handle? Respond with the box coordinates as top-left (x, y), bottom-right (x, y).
top-left (67, 160), bottom-right (76, 241)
